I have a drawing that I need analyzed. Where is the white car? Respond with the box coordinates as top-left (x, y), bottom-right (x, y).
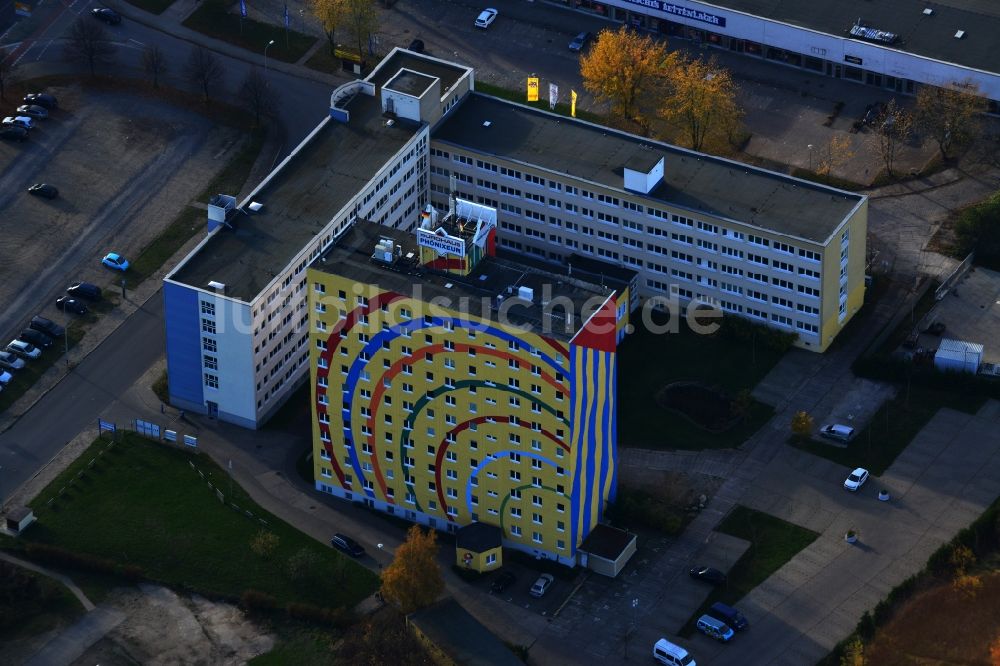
top-left (844, 467), bottom-right (869, 492)
top-left (7, 339), bottom-right (41, 359)
top-left (0, 351), bottom-right (26, 371)
top-left (475, 8), bottom-right (498, 29)
top-left (529, 573), bottom-right (554, 598)
top-left (2, 115), bottom-right (35, 130)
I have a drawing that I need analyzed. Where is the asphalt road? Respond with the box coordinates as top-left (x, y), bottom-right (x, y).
top-left (0, 292), bottom-right (164, 504)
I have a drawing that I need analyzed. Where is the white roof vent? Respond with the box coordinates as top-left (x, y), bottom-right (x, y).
top-left (207, 281), bottom-right (226, 293)
top-left (248, 201), bottom-right (263, 212)
top-left (955, 30), bottom-right (965, 38)
top-left (482, 120), bottom-right (492, 127)
top-left (922, 7), bottom-right (933, 15)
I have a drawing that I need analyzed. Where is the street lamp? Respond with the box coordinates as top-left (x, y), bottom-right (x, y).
top-left (264, 39), bottom-right (275, 72)
top-left (807, 143), bottom-right (814, 172)
top-left (377, 543), bottom-right (384, 571)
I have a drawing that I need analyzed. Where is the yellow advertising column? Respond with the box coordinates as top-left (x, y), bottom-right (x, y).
top-left (527, 77), bottom-right (539, 102)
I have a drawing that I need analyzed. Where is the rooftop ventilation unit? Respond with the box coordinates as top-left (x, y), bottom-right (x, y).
top-left (849, 20), bottom-right (899, 44)
top-left (207, 281), bottom-right (226, 293)
top-left (372, 237), bottom-right (397, 264)
top-left (955, 30), bottom-right (965, 38)
top-left (923, 7), bottom-right (933, 15)
top-left (483, 120), bottom-right (492, 127)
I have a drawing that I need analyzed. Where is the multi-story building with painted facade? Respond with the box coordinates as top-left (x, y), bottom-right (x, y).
top-left (307, 206), bottom-right (632, 565)
top-left (162, 47), bottom-right (867, 428)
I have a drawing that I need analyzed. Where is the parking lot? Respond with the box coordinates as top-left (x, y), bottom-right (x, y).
top-left (0, 84), bottom-right (243, 346)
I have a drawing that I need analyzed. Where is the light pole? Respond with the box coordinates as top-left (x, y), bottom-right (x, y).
top-left (264, 39), bottom-right (275, 72)
top-left (377, 543), bottom-right (384, 572)
top-left (807, 143), bottom-right (814, 172)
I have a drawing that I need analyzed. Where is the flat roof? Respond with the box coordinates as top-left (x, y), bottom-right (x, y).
top-left (433, 94), bottom-right (864, 244)
top-left (385, 69), bottom-right (436, 97)
top-left (312, 221), bottom-right (619, 341)
top-left (169, 94), bottom-right (420, 302)
top-left (578, 524), bottom-right (636, 561)
top-left (455, 522), bottom-right (502, 552)
top-left (706, 0), bottom-right (1000, 76)
top-left (368, 49), bottom-right (469, 97)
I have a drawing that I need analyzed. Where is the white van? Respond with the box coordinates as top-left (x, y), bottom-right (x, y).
top-left (820, 424), bottom-right (855, 442)
top-left (653, 638), bottom-right (695, 666)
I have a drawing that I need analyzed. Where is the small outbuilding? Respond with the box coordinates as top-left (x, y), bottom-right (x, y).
top-left (4, 506), bottom-right (35, 534)
top-left (408, 598), bottom-right (523, 666)
top-left (454, 522), bottom-right (502, 573)
top-left (577, 524), bottom-right (637, 578)
top-left (934, 338), bottom-right (983, 374)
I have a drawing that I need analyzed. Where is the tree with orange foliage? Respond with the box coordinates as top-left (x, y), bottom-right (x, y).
top-left (989, 632), bottom-right (1000, 666)
top-left (580, 27), bottom-right (673, 128)
top-left (659, 54), bottom-right (741, 151)
top-left (380, 525), bottom-right (443, 614)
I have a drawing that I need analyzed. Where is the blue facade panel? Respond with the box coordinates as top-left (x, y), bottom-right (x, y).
top-left (163, 281), bottom-right (204, 408)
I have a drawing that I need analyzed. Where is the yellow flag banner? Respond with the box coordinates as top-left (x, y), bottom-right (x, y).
top-left (571, 89), bottom-right (577, 117)
top-left (527, 77), bottom-right (539, 102)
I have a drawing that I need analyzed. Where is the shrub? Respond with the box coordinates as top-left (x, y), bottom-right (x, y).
top-left (955, 191), bottom-right (1000, 268)
top-left (605, 487), bottom-right (684, 536)
top-left (285, 602), bottom-right (354, 628)
top-left (250, 530), bottom-right (279, 559)
top-left (856, 610), bottom-right (876, 640)
top-left (240, 589), bottom-right (278, 612)
top-left (24, 543), bottom-right (118, 576)
top-left (717, 314), bottom-right (797, 352)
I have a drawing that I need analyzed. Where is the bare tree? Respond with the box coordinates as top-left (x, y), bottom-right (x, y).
top-left (142, 45), bottom-right (168, 90)
top-left (914, 83), bottom-right (987, 160)
top-left (0, 48), bottom-right (19, 102)
top-left (238, 68), bottom-right (276, 128)
top-left (872, 99), bottom-right (913, 177)
top-left (64, 18), bottom-right (117, 77)
top-left (184, 46), bottom-right (224, 105)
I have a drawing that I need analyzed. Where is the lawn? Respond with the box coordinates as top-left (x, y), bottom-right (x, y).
top-left (126, 131), bottom-right (264, 289)
top-left (680, 506), bottom-right (819, 636)
top-left (183, 0), bottom-right (317, 64)
top-left (617, 312), bottom-right (783, 449)
top-left (21, 434), bottom-right (377, 609)
top-left (250, 627), bottom-right (337, 665)
top-left (790, 385), bottom-right (985, 475)
top-left (473, 81), bottom-right (604, 124)
top-left (0, 561), bottom-right (86, 642)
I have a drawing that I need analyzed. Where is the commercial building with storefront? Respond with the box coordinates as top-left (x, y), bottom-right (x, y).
top-left (308, 211), bottom-right (631, 565)
top-left (556, 0), bottom-right (1000, 110)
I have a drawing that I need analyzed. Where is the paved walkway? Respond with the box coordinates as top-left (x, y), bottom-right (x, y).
top-left (0, 551), bottom-right (95, 612)
top-left (23, 607), bottom-right (125, 666)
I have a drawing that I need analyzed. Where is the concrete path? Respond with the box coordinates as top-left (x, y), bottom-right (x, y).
top-left (0, 551), bottom-right (95, 612)
top-left (23, 607), bottom-right (126, 666)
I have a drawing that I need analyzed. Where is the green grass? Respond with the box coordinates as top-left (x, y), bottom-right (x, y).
top-left (183, 0), bottom-right (317, 64)
top-left (680, 506), bottom-right (819, 636)
top-left (24, 434), bottom-right (378, 608)
top-left (790, 386), bottom-right (985, 475)
top-left (126, 132), bottom-right (265, 288)
top-left (618, 314), bottom-right (782, 449)
top-left (250, 626), bottom-right (338, 665)
top-left (0, 326), bottom-right (85, 413)
top-left (123, 0), bottom-right (175, 14)
top-left (305, 45), bottom-right (366, 76)
top-left (0, 565), bottom-right (86, 642)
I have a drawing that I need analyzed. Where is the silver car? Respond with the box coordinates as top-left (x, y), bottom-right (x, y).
top-left (7, 339), bottom-right (41, 359)
top-left (0, 351), bottom-right (26, 370)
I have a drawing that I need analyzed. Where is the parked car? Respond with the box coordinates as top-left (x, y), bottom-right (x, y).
top-left (28, 183), bottom-right (59, 199)
top-left (529, 573), bottom-right (554, 598)
top-left (819, 424), bottom-right (855, 442)
top-left (475, 8), bottom-right (498, 29)
top-left (0, 369), bottom-right (12, 385)
top-left (568, 31), bottom-right (593, 52)
top-left (7, 339), bottom-right (41, 359)
top-left (101, 252), bottom-right (129, 271)
top-left (407, 39), bottom-right (425, 54)
top-left (0, 351), bottom-right (26, 371)
top-left (23, 93), bottom-right (58, 109)
top-left (844, 467), bottom-right (870, 492)
top-left (30, 315), bottom-right (65, 340)
top-left (16, 104), bottom-right (48, 119)
top-left (91, 7), bottom-right (122, 24)
top-left (707, 601), bottom-right (748, 631)
top-left (19, 329), bottom-right (53, 349)
top-left (689, 566), bottom-right (727, 585)
top-left (67, 282), bottom-right (103, 301)
top-left (0, 126), bottom-right (28, 142)
top-left (695, 614), bottom-right (734, 642)
top-left (2, 116), bottom-right (35, 131)
top-left (56, 296), bottom-right (88, 315)
top-left (490, 570), bottom-right (516, 594)
top-left (330, 533), bottom-right (365, 557)
top-left (653, 638), bottom-right (696, 666)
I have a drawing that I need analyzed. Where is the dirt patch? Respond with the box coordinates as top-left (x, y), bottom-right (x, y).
top-left (864, 570), bottom-right (1000, 665)
top-left (71, 585), bottom-right (274, 666)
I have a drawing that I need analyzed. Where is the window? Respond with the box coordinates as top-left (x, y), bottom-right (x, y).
top-left (203, 355), bottom-right (218, 370)
top-left (200, 301), bottom-right (215, 316)
top-left (201, 318), bottom-right (216, 334)
top-left (202, 337), bottom-right (217, 352)
top-left (204, 373), bottom-right (219, 389)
